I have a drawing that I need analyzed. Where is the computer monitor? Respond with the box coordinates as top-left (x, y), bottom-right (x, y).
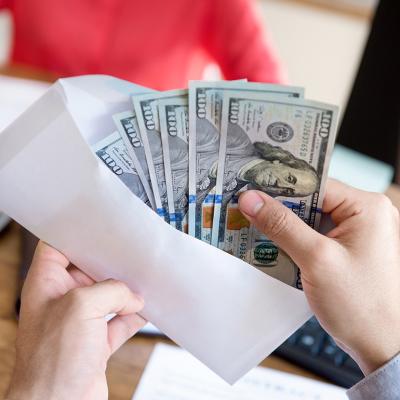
top-left (337, 0), bottom-right (400, 180)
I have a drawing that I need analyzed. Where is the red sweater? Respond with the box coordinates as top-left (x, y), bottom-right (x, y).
top-left (1, 0), bottom-right (284, 89)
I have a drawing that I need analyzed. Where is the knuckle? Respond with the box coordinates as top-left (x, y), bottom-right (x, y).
top-left (392, 205), bottom-right (400, 221)
top-left (107, 279), bottom-right (128, 292)
top-left (64, 288), bottom-right (87, 312)
top-left (374, 193), bottom-right (393, 210)
top-left (260, 208), bottom-right (289, 240)
top-left (106, 279), bottom-right (132, 301)
top-left (364, 193), bottom-right (394, 223)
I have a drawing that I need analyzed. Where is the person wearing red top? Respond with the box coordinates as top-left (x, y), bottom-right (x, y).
top-left (0, 0), bottom-right (284, 89)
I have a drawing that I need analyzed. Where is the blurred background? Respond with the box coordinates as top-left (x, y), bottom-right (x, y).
top-left (1, 0), bottom-right (399, 398)
top-left (0, 0), bottom-right (377, 109)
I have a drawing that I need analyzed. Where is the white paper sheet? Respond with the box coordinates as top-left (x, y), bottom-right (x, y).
top-left (0, 75), bottom-right (311, 383)
top-left (133, 344), bottom-right (347, 400)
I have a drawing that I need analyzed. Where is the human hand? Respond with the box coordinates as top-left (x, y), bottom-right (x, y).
top-left (239, 179), bottom-right (400, 375)
top-left (6, 242), bottom-right (146, 400)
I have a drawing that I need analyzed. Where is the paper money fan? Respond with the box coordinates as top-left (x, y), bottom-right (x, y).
top-left (0, 75), bottom-right (311, 384)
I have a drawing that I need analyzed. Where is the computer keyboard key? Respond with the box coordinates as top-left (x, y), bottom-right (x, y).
top-left (275, 319), bottom-right (364, 388)
top-left (298, 334), bottom-right (314, 347)
top-left (343, 356), bottom-right (362, 372)
top-left (298, 332), bottom-right (325, 356)
top-left (321, 340), bottom-right (345, 365)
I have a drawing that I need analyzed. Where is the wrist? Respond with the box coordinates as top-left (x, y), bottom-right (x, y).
top-left (6, 375), bottom-right (49, 400)
top-left (6, 388), bottom-right (45, 400)
top-left (352, 342), bottom-right (400, 376)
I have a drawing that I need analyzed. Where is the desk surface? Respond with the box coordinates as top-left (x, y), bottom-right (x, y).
top-left (0, 64), bottom-right (58, 83)
top-left (0, 66), bottom-right (396, 399)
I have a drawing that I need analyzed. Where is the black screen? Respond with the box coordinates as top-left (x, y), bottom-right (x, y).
top-left (337, 0), bottom-right (400, 179)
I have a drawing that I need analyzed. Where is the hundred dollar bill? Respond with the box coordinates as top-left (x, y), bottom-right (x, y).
top-left (212, 91), bottom-right (338, 287)
top-left (133, 89), bottom-right (187, 222)
top-left (158, 97), bottom-right (189, 232)
top-left (113, 111), bottom-right (156, 209)
top-left (188, 81), bottom-right (304, 243)
top-left (92, 131), bottom-right (152, 207)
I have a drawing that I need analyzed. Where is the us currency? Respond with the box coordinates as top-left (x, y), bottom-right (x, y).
top-left (188, 81), bottom-right (304, 244)
top-left (133, 89), bottom-right (187, 223)
top-left (92, 131), bottom-right (152, 207)
top-left (113, 111), bottom-right (156, 210)
top-left (158, 97), bottom-right (189, 232)
top-left (212, 91), bottom-right (338, 288)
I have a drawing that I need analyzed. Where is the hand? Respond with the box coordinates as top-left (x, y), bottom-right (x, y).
top-left (6, 242), bottom-right (146, 400)
top-left (239, 179), bottom-right (400, 375)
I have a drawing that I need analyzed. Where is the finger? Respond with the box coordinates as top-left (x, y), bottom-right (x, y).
top-left (239, 190), bottom-right (327, 267)
top-left (107, 313), bottom-right (147, 354)
top-left (323, 179), bottom-right (397, 239)
top-left (322, 179), bottom-right (366, 225)
top-left (30, 241), bottom-right (70, 272)
top-left (22, 242), bottom-right (72, 304)
top-left (67, 279), bottom-right (144, 319)
top-left (67, 265), bottom-right (96, 288)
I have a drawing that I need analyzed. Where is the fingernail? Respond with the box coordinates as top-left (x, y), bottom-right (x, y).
top-left (239, 191), bottom-right (264, 217)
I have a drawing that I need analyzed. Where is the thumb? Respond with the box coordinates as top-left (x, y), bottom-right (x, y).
top-left (239, 190), bottom-right (325, 267)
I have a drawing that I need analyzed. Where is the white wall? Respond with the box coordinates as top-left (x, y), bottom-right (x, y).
top-left (0, 1), bottom-right (370, 110)
top-left (308, 0), bottom-right (377, 10)
top-left (258, 0), bottom-right (370, 110)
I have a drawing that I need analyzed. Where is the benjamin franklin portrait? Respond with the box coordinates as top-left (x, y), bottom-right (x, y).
top-left (196, 117), bottom-right (319, 210)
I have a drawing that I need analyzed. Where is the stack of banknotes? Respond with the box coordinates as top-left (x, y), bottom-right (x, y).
top-left (92, 81), bottom-right (338, 288)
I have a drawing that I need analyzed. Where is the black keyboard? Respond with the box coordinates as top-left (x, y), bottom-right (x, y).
top-left (274, 317), bottom-right (364, 388)
top-left (0, 213), bottom-right (10, 233)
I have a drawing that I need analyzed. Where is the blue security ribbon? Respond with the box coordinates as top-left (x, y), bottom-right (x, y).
top-left (169, 213), bottom-right (176, 222)
top-left (282, 200), bottom-right (322, 214)
top-left (215, 195), bottom-right (223, 204)
top-left (188, 195), bottom-right (196, 204)
top-left (156, 208), bottom-right (166, 217)
top-left (204, 194), bottom-right (215, 204)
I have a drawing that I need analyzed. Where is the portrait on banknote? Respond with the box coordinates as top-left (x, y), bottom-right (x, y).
top-left (211, 121), bottom-right (319, 209)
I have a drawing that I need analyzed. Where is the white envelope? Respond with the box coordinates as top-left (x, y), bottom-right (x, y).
top-left (0, 75), bottom-right (311, 384)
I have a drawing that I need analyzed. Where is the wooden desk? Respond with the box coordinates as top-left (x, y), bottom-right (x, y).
top-left (0, 64), bottom-right (58, 83)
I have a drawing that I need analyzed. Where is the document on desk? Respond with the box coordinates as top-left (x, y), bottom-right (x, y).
top-left (0, 75), bottom-right (311, 384)
top-left (133, 344), bottom-right (347, 400)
